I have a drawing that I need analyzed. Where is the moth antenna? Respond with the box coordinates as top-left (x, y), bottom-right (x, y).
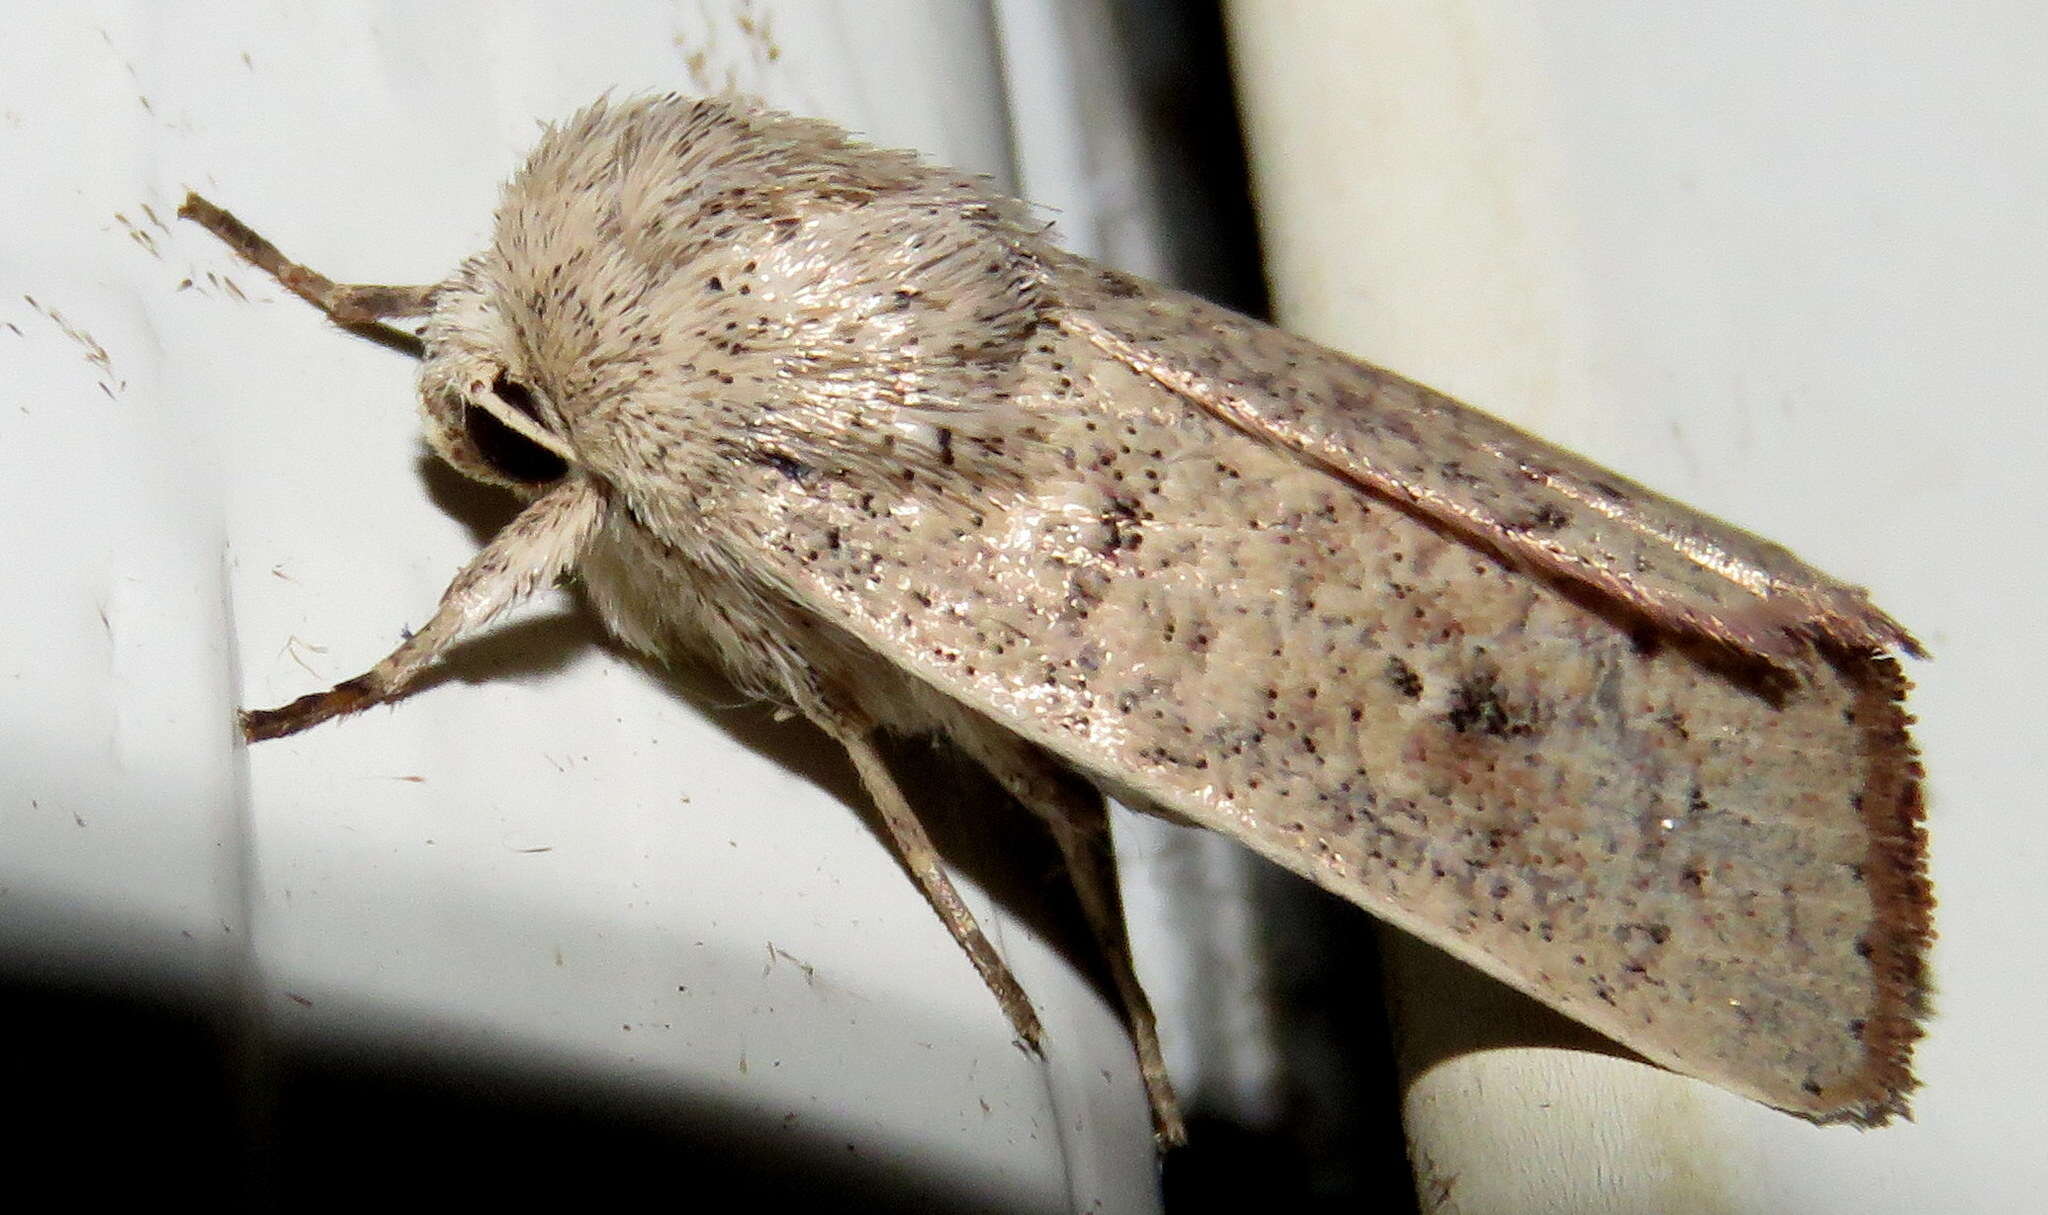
top-left (178, 192), bottom-right (435, 351)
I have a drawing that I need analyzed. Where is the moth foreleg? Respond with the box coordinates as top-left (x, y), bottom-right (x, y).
top-left (967, 738), bottom-right (1185, 1145)
top-left (179, 192), bottom-right (437, 326)
top-left (242, 479), bottom-right (604, 742)
top-left (824, 721), bottom-right (1046, 1054)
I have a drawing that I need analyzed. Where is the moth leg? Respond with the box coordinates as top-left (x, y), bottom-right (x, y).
top-left (821, 720), bottom-right (1046, 1054)
top-left (242, 478), bottom-right (604, 743)
top-left (179, 192), bottom-right (436, 325)
top-left (965, 738), bottom-right (1185, 1145)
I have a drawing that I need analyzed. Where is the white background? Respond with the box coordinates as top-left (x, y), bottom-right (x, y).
top-left (4, 2), bottom-right (2043, 1212)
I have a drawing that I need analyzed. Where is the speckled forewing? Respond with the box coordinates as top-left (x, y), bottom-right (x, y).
top-left (731, 312), bottom-right (1928, 1123)
top-left (1059, 265), bottom-right (1918, 661)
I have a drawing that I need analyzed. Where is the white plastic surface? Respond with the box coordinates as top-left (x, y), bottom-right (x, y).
top-left (1229, 3), bottom-right (2045, 1211)
top-left (0, 4), bottom-right (1165, 1209)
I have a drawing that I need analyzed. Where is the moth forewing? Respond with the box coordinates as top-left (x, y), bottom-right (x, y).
top-left (741, 305), bottom-right (1927, 1122)
top-left (196, 93), bottom-right (1929, 1138)
top-left (1057, 269), bottom-right (1921, 662)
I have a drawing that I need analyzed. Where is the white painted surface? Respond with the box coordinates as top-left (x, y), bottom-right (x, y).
top-left (0, 4), bottom-right (1164, 1209)
top-left (1229, 2), bottom-right (2044, 1211)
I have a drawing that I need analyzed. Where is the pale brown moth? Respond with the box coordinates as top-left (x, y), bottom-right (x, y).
top-left (182, 94), bottom-right (1930, 1146)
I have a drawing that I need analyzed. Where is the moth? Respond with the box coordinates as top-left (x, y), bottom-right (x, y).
top-left (182, 94), bottom-right (1930, 1146)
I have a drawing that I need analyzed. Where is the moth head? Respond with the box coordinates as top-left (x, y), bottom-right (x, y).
top-left (413, 96), bottom-right (1063, 502)
top-left (415, 265), bottom-right (578, 492)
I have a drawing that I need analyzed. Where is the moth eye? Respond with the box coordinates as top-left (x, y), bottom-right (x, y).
top-left (493, 371), bottom-right (546, 426)
top-left (466, 372), bottom-right (568, 485)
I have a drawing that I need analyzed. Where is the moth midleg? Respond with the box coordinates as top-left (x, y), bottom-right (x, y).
top-left (241, 478), bottom-right (603, 742)
top-left (179, 192), bottom-right (436, 324)
top-left (821, 719), bottom-right (1046, 1053)
top-left (965, 736), bottom-right (1184, 1144)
